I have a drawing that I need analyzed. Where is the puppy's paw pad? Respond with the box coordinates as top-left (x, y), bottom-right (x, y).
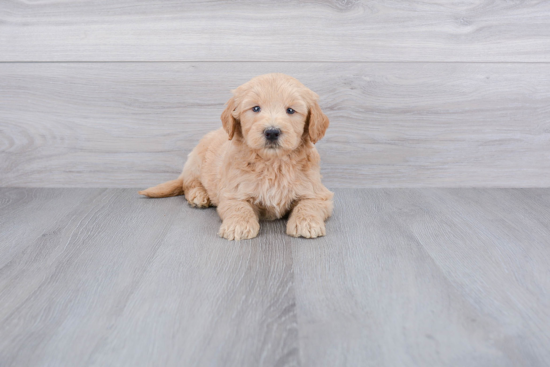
top-left (287, 217), bottom-right (326, 238)
top-left (218, 219), bottom-right (260, 241)
top-left (186, 188), bottom-right (210, 208)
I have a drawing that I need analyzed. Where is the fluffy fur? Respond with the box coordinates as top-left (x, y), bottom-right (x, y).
top-left (139, 73), bottom-right (333, 240)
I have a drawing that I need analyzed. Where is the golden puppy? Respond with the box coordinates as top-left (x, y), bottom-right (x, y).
top-left (139, 73), bottom-right (333, 240)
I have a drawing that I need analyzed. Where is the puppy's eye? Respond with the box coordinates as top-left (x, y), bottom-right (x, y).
top-left (286, 108), bottom-right (295, 114)
top-left (252, 106), bottom-right (261, 113)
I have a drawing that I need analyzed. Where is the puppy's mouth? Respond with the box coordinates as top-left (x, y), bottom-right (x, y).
top-left (265, 141), bottom-right (281, 149)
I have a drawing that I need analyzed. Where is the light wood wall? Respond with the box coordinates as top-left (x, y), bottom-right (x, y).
top-left (1, 1), bottom-right (549, 188)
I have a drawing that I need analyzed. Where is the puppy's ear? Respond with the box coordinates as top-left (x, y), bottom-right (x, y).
top-left (307, 96), bottom-right (329, 144)
top-left (221, 96), bottom-right (238, 140)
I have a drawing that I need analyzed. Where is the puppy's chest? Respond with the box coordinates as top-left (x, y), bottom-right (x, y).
top-left (245, 162), bottom-right (301, 219)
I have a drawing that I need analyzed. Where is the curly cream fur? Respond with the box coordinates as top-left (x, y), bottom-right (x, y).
top-left (139, 73), bottom-right (333, 240)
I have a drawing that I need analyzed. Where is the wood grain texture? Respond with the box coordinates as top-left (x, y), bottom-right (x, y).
top-left (291, 188), bottom-right (550, 366)
top-left (1, 62), bottom-right (550, 188)
top-left (1, 188), bottom-right (550, 366)
top-left (0, 188), bottom-right (297, 367)
top-left (1, 0), bottom-right (550, 62)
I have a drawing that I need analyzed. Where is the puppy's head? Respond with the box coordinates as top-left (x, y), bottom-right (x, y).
top-left (221, 73), bottom-right (329, 156)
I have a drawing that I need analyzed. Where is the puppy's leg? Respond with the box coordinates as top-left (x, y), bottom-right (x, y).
top-left (184, 184), bottom-right (210, 208)
top-left (181, 150), bottom-right (210, 208)
top-left (217, 200), bottom-right (260, 240)
top-left (287, 198), bottom-right (333, 238)
top-left (139, 148), bottom-right (208, 203)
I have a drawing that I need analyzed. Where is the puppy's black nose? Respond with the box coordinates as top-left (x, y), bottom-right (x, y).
top-left (264, 128), bottom-right (281, 141)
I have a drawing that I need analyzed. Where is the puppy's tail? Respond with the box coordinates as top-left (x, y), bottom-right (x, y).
top-left (138, 176), bottom-right (184, 198)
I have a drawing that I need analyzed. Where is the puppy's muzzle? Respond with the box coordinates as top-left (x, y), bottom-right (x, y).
top-left (264, 128), bottom-right (281, 142)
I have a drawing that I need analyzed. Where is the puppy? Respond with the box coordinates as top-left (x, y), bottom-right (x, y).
top-left (139, 73), bottom-right (333, 240)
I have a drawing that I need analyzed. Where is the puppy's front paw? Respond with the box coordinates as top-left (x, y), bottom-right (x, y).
top-left (287, 215), bottom-right (326, 238)
top-left (218, 217), bottom-right (260, 241)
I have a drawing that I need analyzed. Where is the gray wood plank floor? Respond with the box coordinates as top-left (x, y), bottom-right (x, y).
top-left (2, 62), bottom-right (550, 188)
top-left (1, 188), bottom-right (549, 367)
top-left (2, 0), bottom-right (550, 62)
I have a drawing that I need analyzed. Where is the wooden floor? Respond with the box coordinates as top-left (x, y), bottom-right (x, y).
top-left (1, 188), bottom-right (549, 366)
